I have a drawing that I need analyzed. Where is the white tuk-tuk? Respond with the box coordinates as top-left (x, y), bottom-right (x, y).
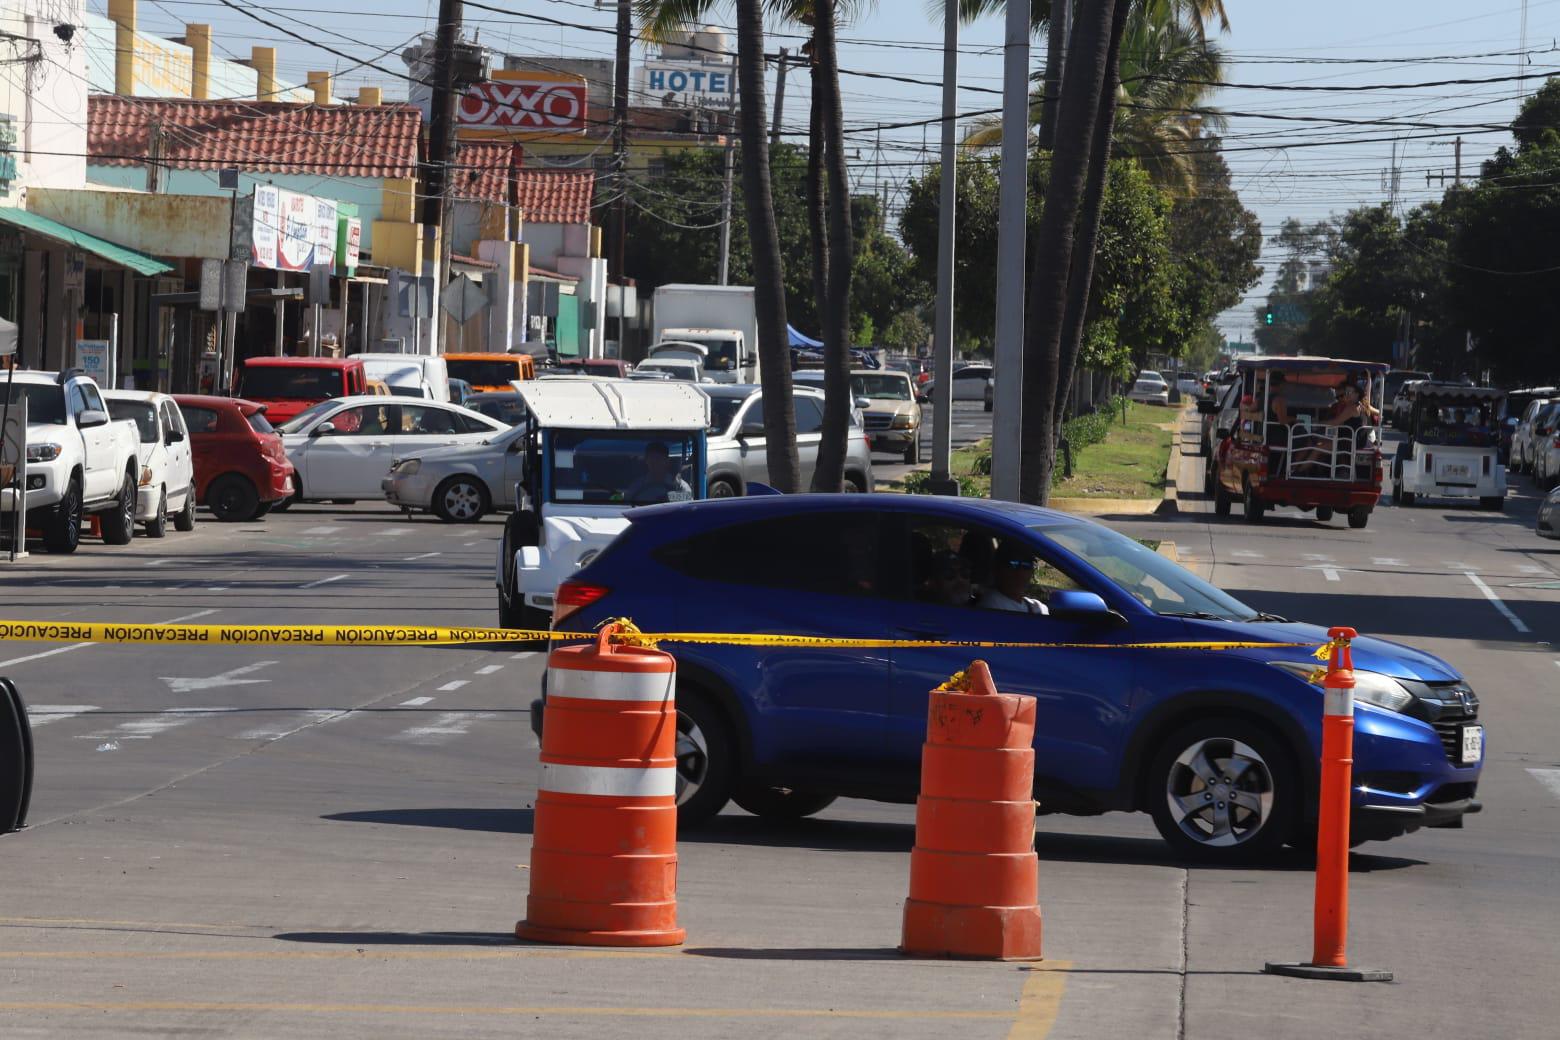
top-left (1393, 383), bottom-right (1507, 510)
top-left (494, 379), bottom-right (710, 631)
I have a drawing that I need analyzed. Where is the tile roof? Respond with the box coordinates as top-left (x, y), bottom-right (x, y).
top-left (88, 95), bottom-right (422, 179)
top-left (451, 141), bottom-right (595, 224)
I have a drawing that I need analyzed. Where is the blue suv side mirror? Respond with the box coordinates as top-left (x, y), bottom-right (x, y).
top-left (1049, 590), bottom-right (1125, 626)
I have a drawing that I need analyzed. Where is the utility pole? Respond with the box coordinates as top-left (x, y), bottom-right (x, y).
top-left (610, 0), bottom-right (631, 284)
top-left (1426, 136), bottom-right (1464, 189)
top-left (770, 47), bottom-right (790, 147)
top-left (421, 0), bottom-right (462, 328)
top-left (718, 89), bottom-right (736, 284)
top-left (928, 0), bottom-right (959, 496)
top-left (989, 0), bottom-right (1030, 503)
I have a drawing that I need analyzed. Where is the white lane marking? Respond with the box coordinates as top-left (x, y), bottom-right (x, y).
top-left (462, 541), bottom-right (481, 548)
top-left (400, 696), bottom-right (434, 707)
top-left (77, 707), bottom-right (229, 741)
top-left (304, 526), bottom-right (344, 535)
top-left (510, 652), bottom-right (538, 660)
top-left (237, 710), bottom-right (345, 741)
top-left (144, 559), bottom-right (174, 567)
top-left (206, 587), bottom-right (228, 593)
top-left (1444, 562), bottom-right (1469, 570)
top-left (380, 529), bottom-right (410, 537)
top-left (298, 574), bottom-right (347, 590)
top-left (1301, 563), bottom-right (1345, 582)
top-left (404, 552), bottom-right (441, 561)
top-left (1302, 554), bottom-right (1334, 562)
top-left (1464, 572), bottom-right (1532, 634)
top-left (437, 680), bottom-right (468, 692)
top-left (1372, 557), bottom-right (1405, 567)
top-left (1518, 565), bottom-right (1550, 575)
top-left (391, 711), bottom-right (497, 744)
top-left (0, 609), bottom-right (218, 669)
top-left (1530, 769), bottom-right (1560, 801)
top-left (475, 665), bottom-right (503, 675)
top-left (1232, 550), bottom-right (1264, 559)
top-left (27, 705), bottom-right (99, 727)
top-left (161, 662), bottom-right (277, 694)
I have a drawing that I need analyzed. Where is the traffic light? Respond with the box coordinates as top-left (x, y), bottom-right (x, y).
top-left (1264, 310), bottom-right (1275, 326)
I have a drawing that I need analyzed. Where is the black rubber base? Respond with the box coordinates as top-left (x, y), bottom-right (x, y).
top-left (1264, 961), bottom-right (1394, 982)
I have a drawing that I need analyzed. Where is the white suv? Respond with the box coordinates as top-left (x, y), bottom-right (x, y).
top-left (103, 390), bottom-right (197, 537)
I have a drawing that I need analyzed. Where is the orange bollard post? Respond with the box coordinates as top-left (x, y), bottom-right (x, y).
top-left (1265, 627), bottom-right (1392, 982)
top-left (901, 661), bottom-right (1042, 960)
top-left (515, 624), bottom-right (685, 948)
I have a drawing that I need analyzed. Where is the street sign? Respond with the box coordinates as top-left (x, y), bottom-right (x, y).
top-left (200, 259), bottom-right (249, 313)
top-left (393, 272), bottom-right (435, 319)
top-left (441, 274), bottom-right (489, 324)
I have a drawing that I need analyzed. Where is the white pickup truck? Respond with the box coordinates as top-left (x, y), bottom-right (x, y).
top-left (5, 370), bottom-right (142, 553)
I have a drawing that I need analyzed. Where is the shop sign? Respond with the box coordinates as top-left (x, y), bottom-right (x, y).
top-left (248, 186), bottom-right (338, 272)
top-left (75, 340), bottom-right (113, 385)
top-left (0, 115), bottom-right (15, 199)
top-left (336, 216), bottom-right (362, 276)
top-left (458, 72), bottom-right (588, 134)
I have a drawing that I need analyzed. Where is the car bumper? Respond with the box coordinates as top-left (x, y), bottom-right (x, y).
top-left (1349, 707), bottom-right (1484, 841)
top-left (134, 484), bottom-right (160, 521)
top-left (3, 463), bottom-right (62, 513)
top-left (869, 430), bottom-right (916, 449)
top-left (263, 464), bottom-right (294, 502)
top-left (382, 471), bottom-right (438, 508)
top-left (1256, 479), bottom-right (1381, 509)
top-left (1538, 499), bottom-right (1559, 538)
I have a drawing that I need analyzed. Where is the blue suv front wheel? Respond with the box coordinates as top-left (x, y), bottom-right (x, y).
top-left (1146, 717), bottom-right (1301, 862)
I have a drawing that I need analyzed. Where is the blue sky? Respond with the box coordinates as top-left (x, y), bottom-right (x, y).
top-left (120, 0), bottom-right (1558, 341)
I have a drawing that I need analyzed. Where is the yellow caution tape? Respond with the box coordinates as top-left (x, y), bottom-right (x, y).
top-left (0, 618), bottom-right (1328, 654)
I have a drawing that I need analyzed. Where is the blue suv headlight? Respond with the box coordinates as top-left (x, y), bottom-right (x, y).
top-left (1268, 661), bottom-right (1414, 714)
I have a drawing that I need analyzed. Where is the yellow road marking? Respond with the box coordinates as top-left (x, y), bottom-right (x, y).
top-left (0, 1000), bottom-right (1011, 1021)
top-left (1008, 961), bottom-right (1070, 1040)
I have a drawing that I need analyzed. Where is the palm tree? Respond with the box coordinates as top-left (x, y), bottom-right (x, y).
top-left (639, 0), bottom-right (802, 490)
top-left (641, 0), bottom-right (869, 491)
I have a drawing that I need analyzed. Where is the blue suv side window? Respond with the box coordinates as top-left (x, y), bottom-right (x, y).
top-left (655, 511), bottom-right (881, 598)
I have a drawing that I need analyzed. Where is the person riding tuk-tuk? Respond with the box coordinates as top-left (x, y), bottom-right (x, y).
top-left (1206, 356), bottom-right (1388, 528)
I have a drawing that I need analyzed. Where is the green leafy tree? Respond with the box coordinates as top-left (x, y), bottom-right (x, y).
top-left (883, 310), bottom-right (932, 355)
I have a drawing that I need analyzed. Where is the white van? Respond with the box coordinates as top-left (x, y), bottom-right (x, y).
top-left (353, 353), bottom-right (451, 403)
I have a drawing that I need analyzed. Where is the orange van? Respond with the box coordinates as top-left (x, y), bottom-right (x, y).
top-left (443, 353), bottom-right (535, 392)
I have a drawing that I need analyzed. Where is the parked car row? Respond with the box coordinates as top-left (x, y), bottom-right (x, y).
top-left (5, 369), bottom-right (298, 551)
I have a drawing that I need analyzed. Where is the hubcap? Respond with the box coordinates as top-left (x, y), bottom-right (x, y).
top-left (675, 711), bottom-right (709, 806)
top-left (1165, 738), bottom-right (1274, 847)
top-left (445, 483), bottom-right (481, 519)
top-left (64, 488), bottom-right (79, 541)
top-left (122, 483), bottom-right (134, 524)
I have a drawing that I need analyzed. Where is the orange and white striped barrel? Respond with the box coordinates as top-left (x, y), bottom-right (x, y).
top-left (901, 660), bottom-right (1043, 960)
top-left (515, 626), bottom-right (685, 947)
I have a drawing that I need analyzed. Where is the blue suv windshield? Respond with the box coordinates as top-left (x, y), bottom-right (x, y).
top-left (1038, 523), bottom-right (1259, 621)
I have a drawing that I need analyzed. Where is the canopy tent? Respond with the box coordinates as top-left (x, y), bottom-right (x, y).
top-left (787, 325), bottom-right (822, 349)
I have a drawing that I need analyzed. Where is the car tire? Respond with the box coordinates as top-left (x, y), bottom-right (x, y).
top-left (253, 501), bottom-right (273, 518)
top-left (983, 399), bottom-right (993, 413)
top-left (844, 473), bottom-right (868, 494)
top-left (731, 783), bottom-right (838, 820)
top-left (270, 490), bottom-right (298, 513)
top-left (1397, 485), bottom-right (1415, 506)
top-left (144, 488), bottom-right (168, 539)
top-left (1212, 468), bottom-right (1232, 517)
top-left (709, 477), bottom-right (739, 499)
top-left (674, 688), bottom-right (736, 828)
top-left (1314, 506), bottom-right (1334, 523)
top-left (902, 438), bottom-right (919, 465)
top-left (1241, 478), bottom-right (1265, 523)
top-left (42, 476), bottom-right (83, 554)
top-left (207, 475), bottom-right (260, 522)
top-left (99, 471), bottom-right (136, 546)
top-left (1480, 496), bottom-right (1505, 511)
top-left (173, 491), bottom-right (196, 532)
top-left (433, 476), bottom-right (490, 523)
top-left (1146, 716), bottom-right (1299, 864)
top-left (1347, 507), bottom-right (1370, 529)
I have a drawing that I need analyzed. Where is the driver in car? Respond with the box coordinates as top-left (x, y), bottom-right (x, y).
top-left (624, 441), bottom-right (692, 505)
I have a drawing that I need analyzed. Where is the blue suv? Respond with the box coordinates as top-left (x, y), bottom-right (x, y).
top-left (531, 495), bottom-right (1483, 862)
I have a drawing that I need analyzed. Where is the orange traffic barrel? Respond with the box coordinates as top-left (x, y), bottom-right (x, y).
top-left (515, 625), bottom-right (685, 947)
top-left (901, 660), bottom-right (1042, 960)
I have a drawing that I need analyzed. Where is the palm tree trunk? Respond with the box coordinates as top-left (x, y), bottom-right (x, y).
top-left (1017, 0), bottom-right (1122, 504)
top-left (1053, 0), bottom-right (1129, 422)
top-left (807, 60), bottom-right (830, 328)
top-left (735, 0), bottom-right (800, 492)
top-left (1036, 0), bottom-right (1067, 152)
top-left (811, 0), bottom-right (856, 492)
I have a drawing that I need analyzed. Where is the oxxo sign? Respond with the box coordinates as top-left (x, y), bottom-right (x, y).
top-left (458, 72), bottom-right (588, 134)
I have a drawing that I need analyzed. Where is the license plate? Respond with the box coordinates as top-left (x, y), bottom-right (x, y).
top-left (1460, 724), bottom-right (1483, 765)
top-left (1443, 464), bottom-right (1470, 478)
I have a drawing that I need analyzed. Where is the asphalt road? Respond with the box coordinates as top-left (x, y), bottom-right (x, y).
top-left (872, 398), bottom-right (992, 486)
top-left (0, 411), bottom-right (1556, 1038)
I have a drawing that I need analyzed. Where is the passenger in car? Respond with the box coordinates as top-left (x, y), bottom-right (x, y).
top-left (976, 542), bottom-right (1050, 615)
top-left (920, 550), bottom-right (974, 606)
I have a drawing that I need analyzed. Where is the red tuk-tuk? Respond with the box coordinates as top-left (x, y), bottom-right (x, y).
top-left (1203, 356), bottom-right (1389, 528)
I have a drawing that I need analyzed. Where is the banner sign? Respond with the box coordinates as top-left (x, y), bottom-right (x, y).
top-left (248, 186), bottom-right (338, 272)
top-left (457, 72), bottom-right (588, 134)
top-left (638, 61), bottom-right (736, 109)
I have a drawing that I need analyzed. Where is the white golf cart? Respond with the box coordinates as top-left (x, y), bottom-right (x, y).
top-left (1393, 383), bottom-right (1507, 510)
top-left (494, 379), bottom-right (710, 631)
